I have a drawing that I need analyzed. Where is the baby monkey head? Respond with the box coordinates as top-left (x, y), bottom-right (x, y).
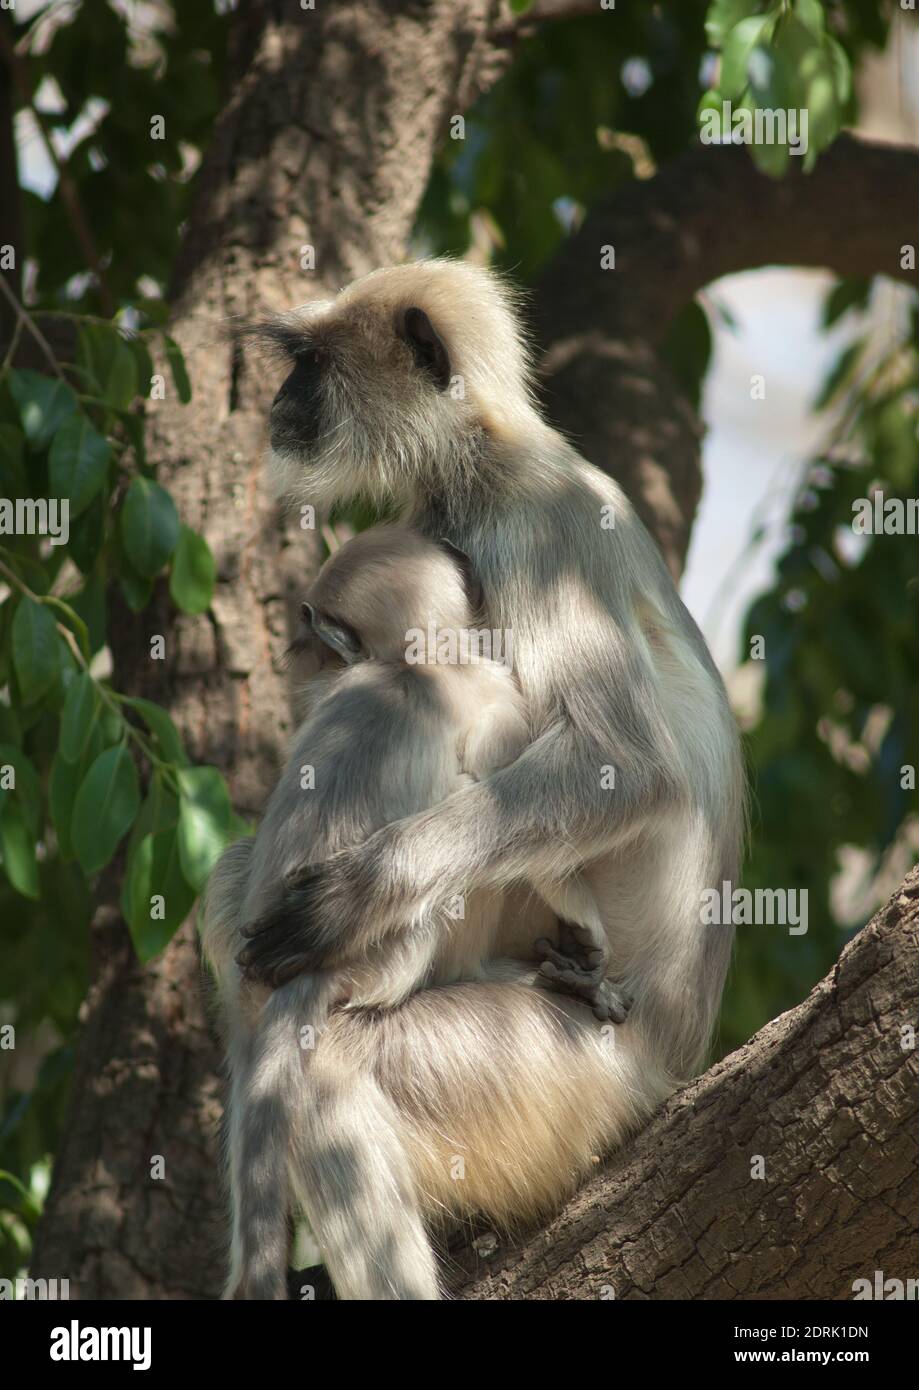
top-left (248, 260), bottom-right (535, 511)
top-left (292, 525), bottom-right (483, 670)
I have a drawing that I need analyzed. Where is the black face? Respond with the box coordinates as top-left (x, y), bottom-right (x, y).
top-left (270, 347), bottom-right (325, 451)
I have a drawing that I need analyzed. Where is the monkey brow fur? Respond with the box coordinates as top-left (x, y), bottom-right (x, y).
top-left (235, 317), bottom-right (317, 362)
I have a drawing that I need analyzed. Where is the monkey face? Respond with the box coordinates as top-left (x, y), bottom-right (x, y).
top-left (248, 260), bottom-right (534, 512)
top-left (288, 526), bottom-right (479, 671)
top-left (270, 347), bottom-right (327, 454)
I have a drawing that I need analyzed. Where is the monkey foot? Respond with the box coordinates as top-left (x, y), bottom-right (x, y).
top-left (534, 937), bottom-right (632, 1024)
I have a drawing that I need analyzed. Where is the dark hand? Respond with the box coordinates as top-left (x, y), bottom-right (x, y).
top-left (236, 839), bottom-right (396, 987)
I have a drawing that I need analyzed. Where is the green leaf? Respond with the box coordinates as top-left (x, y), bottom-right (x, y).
top-left (0, 743), bottom-right (42, 833)
top-left (122, 822), bottom-right (196, 962)
top-left (824, 34), bottom-right (851, 107)
top-left (822, 277), bottom-right (871, 329)
top-left (69, 569), bottom-right (108, 655)
top-left (77, 325), bottom-right (138, 409)
top-left (0, 704), bottom-right (20, 745)
top-left (119, 410), bottom-right (146, 468)
top-left (48, 414), bottom-right (111, 518)
top-left (0, 424), bottom-right (27, 498)
top-left (69, 495), bottom-right (107, 574)
top-left (169, 525), bottom-right (216, 614)
top-left (12, 598), bottom-right (63, 705)
top-left (815, 340), bottom-right (864, 411)
top-left (120, 477), bottom-right (180, 578)
top-left (105, 340), bottom-right (138, 410)
top-left (176, 765), bottom-right (231, 891)
top-left (163, 335), bottom-right (192, 404)
top-left (71, 745), bottom-right (141, 875)
top-left (720, 14), bottom-right (773, 98)
top-left (129, 776), bottom-right (181, 843)
top-left (49, 722), bottom-right (106, 862)
top-left (705, 0), bottom-right (763, 48)
top-left (662, 300), bottom-right (713, 414)
top-left (128, 335), bottom-right (155, 399)
top-left (123, 696), bottom-right (189, 766)
top-left (793, 0), bottom-right (825, 36)
top-left (8, 370), bottom-right (78, 449)
top-left (60, 671), bottom-right (100, 763)
top-left (0, 799), bottom-right (39, 899)
top-left (118, 554), bottom-right (154, 612)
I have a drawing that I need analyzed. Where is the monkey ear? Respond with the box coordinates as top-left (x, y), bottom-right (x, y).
top-left (399, 307), bottom-right (452, 391)
top-left (437, 537), bottom-right (485, 614)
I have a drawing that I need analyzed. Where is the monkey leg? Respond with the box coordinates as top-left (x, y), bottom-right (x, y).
top-left (200, 837), bottom-right (277, 1297)
top-left (288, 1049), bottom-right (441, 1300)
top-left (338, 975), bottom-right (659, 1233)
top-left (535, 921), bottom-right (633, 1024)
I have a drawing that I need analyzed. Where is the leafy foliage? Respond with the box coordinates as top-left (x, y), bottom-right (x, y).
top-left (416, 0), bottom-right (888, 268)
top-left (721, 291), bottom-right (919, 1052)
top-left (699, 0), bottom-right (854, 174)
top-left (0, 311), bottom-right (241, 1275)
top-left (15, 0), bottom-right (229, 316)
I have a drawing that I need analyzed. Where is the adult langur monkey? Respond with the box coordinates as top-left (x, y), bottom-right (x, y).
top-left (210, 259), bottom-right (745, 1300)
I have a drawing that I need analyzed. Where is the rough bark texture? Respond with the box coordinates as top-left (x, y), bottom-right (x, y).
top-left (535, 134), bottom-right (919, 575)
top-left (28, 0), bottom-right (919, 1299)
top-left (450, 868), bottom-right (919, 1300)
top-left (30, 0), bottom-right (508, 1298)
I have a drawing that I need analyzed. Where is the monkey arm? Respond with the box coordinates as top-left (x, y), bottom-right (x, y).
top-left (238, 718), bottom-right (679, 987)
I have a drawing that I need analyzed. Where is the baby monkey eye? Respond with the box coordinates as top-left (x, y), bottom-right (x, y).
top-left (297, 347), bottom-right (324, 368)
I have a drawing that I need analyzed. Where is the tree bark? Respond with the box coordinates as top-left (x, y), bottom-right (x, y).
top-left (534, 134), bottom-right (919, 575)
top-left (450, 867), bottom-right (919, 1300)
top-left (27, 0), bottom-right (919, 1297)
top-left (30, 0), bottom-right (507, 1298)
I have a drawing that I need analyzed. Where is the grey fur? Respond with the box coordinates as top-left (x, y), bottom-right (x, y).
top-left (203, 260), bottom-right (746, 1300)
top-left (205, 525), bottom-right (530, 1297)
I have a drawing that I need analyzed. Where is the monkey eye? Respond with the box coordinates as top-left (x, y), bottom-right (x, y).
top-left (308, 607), bottom-right (363, 664)
top-left (296, 347), bottom-right (324, 368)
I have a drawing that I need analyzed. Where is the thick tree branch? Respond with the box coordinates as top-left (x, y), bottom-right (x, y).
top-left (536, 135), bottom-right (919, 575)
top-left (450, 866), bottom-right (919, 1299)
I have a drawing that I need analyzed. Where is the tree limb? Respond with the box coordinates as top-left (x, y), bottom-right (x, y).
top-left (450, 866), bottom-right (919, 1299)
top-left (536, 135), bottom-right (919, 575)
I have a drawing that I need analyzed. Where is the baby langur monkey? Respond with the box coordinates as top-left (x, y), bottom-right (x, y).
top-left (205, 524), bottom-right (627, 1300)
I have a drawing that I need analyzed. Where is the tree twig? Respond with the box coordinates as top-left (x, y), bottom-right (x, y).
top-left (0, 21), bottom-right (115, 316)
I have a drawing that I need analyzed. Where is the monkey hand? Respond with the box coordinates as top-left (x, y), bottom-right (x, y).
top-left (236, 838), bottom-right (399, 987)
top-left (535, 926), bottom-right (632, 1024)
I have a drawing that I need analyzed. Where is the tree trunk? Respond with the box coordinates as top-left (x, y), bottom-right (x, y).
top-left (29, 0), bottom-right (919, 1298)
top-left (30, 0), bottom-right (507, 1298)
top-left (450, 867), bottom-right (919, 1299)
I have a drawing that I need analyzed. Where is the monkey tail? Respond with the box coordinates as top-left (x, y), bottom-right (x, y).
top-left (236, 971), bottom-right (342, 1299)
